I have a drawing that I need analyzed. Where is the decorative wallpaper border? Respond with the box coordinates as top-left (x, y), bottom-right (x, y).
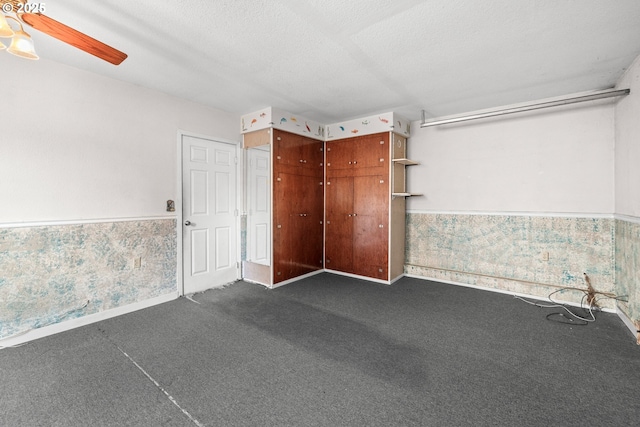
top-left (326, 112), bottom-right (411, 140)
top-left (240, 107), bottom-right (411, 141)
top-left (615, 214), bottom-right (640, 225)
top-left (406, 210), bottom-right (614, 219)
top-left (0, 219), bottom-right (177, 340)
top-left (240, 107), bottom-right (325, 140)
top-left (0, 216), bottom-right (176, 229)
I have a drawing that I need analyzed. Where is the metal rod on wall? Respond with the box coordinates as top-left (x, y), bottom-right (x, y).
top-left (420, 88), bottom-right (630, 128)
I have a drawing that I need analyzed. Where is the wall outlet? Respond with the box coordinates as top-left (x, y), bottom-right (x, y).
top-left (134, 257), bottom-right (142, 269)
top-left (542, 251), bottom-right (549, 261)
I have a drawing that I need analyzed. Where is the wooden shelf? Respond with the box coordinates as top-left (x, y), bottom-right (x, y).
top-left (392, 158), bottom-right (419, 166)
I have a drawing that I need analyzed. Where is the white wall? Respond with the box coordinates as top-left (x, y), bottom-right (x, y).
top-left (406, 101), bottom-right (616, 215)
top-left (1, 58), bottom-right (240, 223)
top-left (615, 54), bottom-right (640, 218)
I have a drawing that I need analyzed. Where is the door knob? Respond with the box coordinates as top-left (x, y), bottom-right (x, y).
top-left (184, 220), bottom-right (192, 226)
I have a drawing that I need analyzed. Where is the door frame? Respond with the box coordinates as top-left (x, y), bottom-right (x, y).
top-left (176, 130), bottom-right (243, 296)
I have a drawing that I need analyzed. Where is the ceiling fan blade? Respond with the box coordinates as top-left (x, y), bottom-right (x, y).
top-left (20, 13), bottom-right (127, 65)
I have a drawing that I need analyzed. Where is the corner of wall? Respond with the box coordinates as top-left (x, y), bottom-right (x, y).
top-left (614, 53), bottom-right (640, 329)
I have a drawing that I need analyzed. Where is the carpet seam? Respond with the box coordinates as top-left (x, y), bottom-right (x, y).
top-left (114, 344), bottom-right (205, 427)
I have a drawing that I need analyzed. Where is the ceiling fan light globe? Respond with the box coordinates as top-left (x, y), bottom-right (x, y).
top-left (7, 29), bottom-right (38, 59)
top-left (0, 14), bottom-right (16, 37)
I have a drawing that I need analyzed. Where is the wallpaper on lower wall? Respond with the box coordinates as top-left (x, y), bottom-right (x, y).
top-left (615, 219), bottom-right (640, 323)
top-left (0, 219), bottom-right (177, 341)
top-left (405, 213), bottom-right (617, 309)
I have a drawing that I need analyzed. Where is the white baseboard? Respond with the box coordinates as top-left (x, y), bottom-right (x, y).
top-left (616, 304), bottom-right (639, 343)
top-left (390, 273), bottom-right (405, 284)
top-left (323, 269), bottom-right (392, 285)
top-left (268, 269), bottom-right (325, 289)
top-left (404, 273), bottom-right (617, 313)
top-left (0, 292), bottom-right (179, 349)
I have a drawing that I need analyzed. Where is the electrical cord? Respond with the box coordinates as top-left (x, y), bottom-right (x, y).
top-left (545, 312), bottom-right (588, 325)
top-left (547, 288), bottom-right (596, 322)
top-left (514, 291), bottom-right (595, 324)
top-left (516, 276), bottom-right (628, 326)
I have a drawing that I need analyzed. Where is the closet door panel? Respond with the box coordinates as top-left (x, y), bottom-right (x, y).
top-left (353, 133), bottom-right (389, 174)
top-left (326, 140), bottom-right (354, 173)
top-left (301, 138), bottom-right (324, 177)
top-left (325, 216), bottom-right (354, 273)
top-left (353, 175), bottom-right (389, 218)
top-left (325, 176), bottom-right (354, 273)
top-left (297, 174), bottom-right (324, 275)
top-left (272, 172), bottom-right (294, 282)
top-left (326, 176), bottom-right (353, 216)
top-left (352, 175), bottom-right (388, 278)
top-left (274, 131), bottom-right (301, 169)
top-left (352, 214), bottom-right (388, 279)
top-left (273, 211), bottom-right (294, 283)
top-left (272, 134), bottom-right (324, 283)
top-left (297, 214), bottom-right (324, 273)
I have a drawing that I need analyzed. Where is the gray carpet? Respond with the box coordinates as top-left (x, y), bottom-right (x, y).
top-left (1, 274), bottom-right (639, 426)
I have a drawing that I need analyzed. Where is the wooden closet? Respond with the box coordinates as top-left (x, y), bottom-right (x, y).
top-left (272, 129), bottom-right (324, 283)
top-left (243, 123), bottom-right (414, 286)
top-left (325, 132), bottom-right (409, 282)
top-left (242, 128), bottom-right (324, 286)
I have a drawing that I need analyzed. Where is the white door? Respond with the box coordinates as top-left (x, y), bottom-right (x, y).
top-left (182, 135), bottom-right (238, 294)
top-left (247, 147), bottom-right (271, 265)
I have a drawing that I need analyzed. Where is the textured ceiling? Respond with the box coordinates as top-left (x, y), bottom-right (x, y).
top-left (11, 0), bottom-right (640, 123)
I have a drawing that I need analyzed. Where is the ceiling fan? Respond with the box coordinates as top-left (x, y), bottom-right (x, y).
top-left (0, 0), bottom-right (127, 65)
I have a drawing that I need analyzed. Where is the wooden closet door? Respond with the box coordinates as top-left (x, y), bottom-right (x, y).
top-left (353, 133), bottom-right (388, 174)
top-left (291, 139), bottom-right (323, 277)
top-left (303, 139), bottom-right (325, 273)
top-left (273, 172), bottom-right (297, 282)
top-left (325, 176), bottom-right (354, 273)
top-left (274, 131), bottom-right (301, 170)
top-left (326, 140), bottom-right (354, 175)
top-left (272, 134), bottom-right (324, 283)
top-left (300, 137), bottom-right (324, 176)
top-left (296, 174), bottom-right (324, 274)
top-left (352, 175), bottom-right (389, 279)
